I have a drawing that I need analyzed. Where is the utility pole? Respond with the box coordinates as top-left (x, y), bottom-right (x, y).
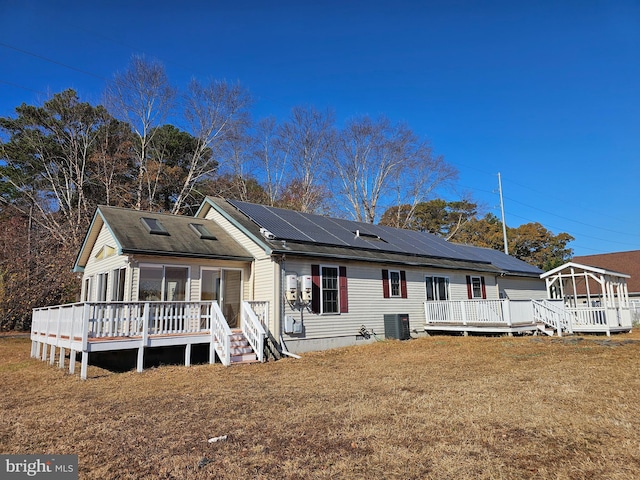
top-left (498, 172), bottom-right (508, 255)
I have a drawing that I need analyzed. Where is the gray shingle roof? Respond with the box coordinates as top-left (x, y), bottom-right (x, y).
top-left (75, 206), bottom-right (253, 269)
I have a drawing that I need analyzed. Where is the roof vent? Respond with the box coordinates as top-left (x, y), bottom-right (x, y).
top-left (260, 228), bottom-right (276, 240)
top-left (354, 230), bottom-right (385, 242)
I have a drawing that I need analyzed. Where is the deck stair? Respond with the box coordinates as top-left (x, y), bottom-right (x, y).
top-left (535, 322), bottom-right (557, 336)
top-left (228, 330), bottom-right (259, 364)
top-left (532, 299), bottom-right (572, 337)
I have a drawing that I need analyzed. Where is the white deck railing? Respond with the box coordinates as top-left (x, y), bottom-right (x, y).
top-left (31, 301), bottom-right (272, 365)
top-left (567, 305), bottom-right (632, 330)
top-left (532, 299), bottom-right (571, 336)
top-left (424, 299), bottom-right (536, 327)
top-left (210, 301), bottom-right (232, 366)
top-left (242, 301), bottom-right (266, 363)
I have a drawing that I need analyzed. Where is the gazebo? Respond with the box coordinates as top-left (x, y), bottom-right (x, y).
top-left (540, 262), bottom-right (632, 335)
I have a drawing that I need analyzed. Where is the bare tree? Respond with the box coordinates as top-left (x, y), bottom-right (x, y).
top-left (105, 55), bottom-right (175, 210)
top-left (331, 115), bottom-right (457, 224)
top-left (173, 79), bottom-right (251, 213)
top-left (276, 106), bottom-right (334, 213)
top-left (252, 116), bottom-right (289, 206)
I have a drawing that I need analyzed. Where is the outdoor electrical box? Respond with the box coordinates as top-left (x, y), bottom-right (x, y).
top-left (300, 275), bottom-right (313, 302)
top-left (285, 274), bottom-right (298, 302)
top-left (284, 315), bottom-right (303, 334)
top-left (383, 314), bottom-right (410, 340)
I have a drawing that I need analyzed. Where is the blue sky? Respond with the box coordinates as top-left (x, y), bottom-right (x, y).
top-left (1, 0), bottom-right (639, 256)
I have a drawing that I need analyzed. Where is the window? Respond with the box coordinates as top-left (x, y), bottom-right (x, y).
top-left (165, 267), bottom-right (188, 301)
top-left (382, 269), bottom-right (407, 298)
top-left (139, 266), bottom-right (163, 301)
top-left (201, 269), bottom-right (221, 302)
top-left (83, 277), bottom-right (92, 302)
top-left (140, 217), bottom-right (169, 235)
top-left (466, 275), bottom-right (486, 299)
top-left (322, 266), bottom-right (339, 314)
top-left (96, 273), bottom-right (108, 301)
top-left (112, 267), bottom-right (126, 301)
top-left (138, 265), bottom-right (189, 301)
top-left (389, 271), bottom-right (401, 297)
top-left (311, 265), bottom-right (348, 314)
top-left (426, 276), bottom-right (449, 301)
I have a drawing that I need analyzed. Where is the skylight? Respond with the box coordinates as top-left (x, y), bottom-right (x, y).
top-left (190, 223), bottom-right (217, 240)
top-left (141, 217), bottom-right (169, 235)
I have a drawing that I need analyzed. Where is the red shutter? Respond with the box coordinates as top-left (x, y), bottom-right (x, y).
top-left (382, 269), bottom-right (390, 298)
top-left (339, 266), bottom-right (348, 313)
top-left (466, 275), bottom-right (472, 299)
top-left (311, 264), bottom-right (320, 313)
top-left (481, 276), bottom-right (486, 299)
top-left (400, 270), bottom-right (407, 298)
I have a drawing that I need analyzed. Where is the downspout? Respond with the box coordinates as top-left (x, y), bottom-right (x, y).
top-left (273, 255), bottom-right (283, 339)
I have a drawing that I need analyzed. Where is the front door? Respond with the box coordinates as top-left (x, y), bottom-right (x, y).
top-left (201, 268), bottom-right (242, 328)
top-left (221, 270), bottom-right (242, 328)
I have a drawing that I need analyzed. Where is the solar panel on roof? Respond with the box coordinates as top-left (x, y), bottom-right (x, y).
top-left (226, 199), bottom-right (537, 271)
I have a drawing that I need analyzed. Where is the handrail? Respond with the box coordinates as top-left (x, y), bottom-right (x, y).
top-left (242, 301), bottom-right (266, 363)
top-left (532, 299), bottom-right (571, 336)
top-left (210, 302), bottom-right (232, 366)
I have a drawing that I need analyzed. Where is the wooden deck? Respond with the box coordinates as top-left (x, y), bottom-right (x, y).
top-left (424, 299), bottom-right (633, 337)
top-left (30, 300), bottom-right (269, 379)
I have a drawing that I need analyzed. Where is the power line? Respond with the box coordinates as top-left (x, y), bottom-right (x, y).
top-left (0, 42), bottom-right (106, 80)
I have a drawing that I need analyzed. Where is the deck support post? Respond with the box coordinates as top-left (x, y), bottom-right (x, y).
top-left (69, 350), bottom-right (76, 374)
top-left (137, 346), bottom-right (144, 373)
top-left (80, 351), bottom-right (88, 380)
top-left (49, 346), bottom-right (56, 366)
top-left (185, 343), bottom-right (191, 367)
top-left (59, 347), bottom-right (65, 369)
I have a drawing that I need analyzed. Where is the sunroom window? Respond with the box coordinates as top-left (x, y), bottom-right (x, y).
top-left (138, 265), bottom-right (188, 301)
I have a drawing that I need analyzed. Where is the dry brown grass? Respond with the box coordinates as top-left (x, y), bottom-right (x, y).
top-left (2, 332), bottom-right (640, 479)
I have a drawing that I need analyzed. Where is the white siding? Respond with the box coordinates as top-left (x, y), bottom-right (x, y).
top-left (204, 208), bottom-right (268, 259)
top-left (498, 276), bottom-right (546, 300)
top-left (82, 226), bottom-right (128, 301)
top-left (281, 259), bottom-right (506, 343)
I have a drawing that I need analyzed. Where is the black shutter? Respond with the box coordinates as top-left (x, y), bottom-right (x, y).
top-left (311, 264), bottom-right (320, 313)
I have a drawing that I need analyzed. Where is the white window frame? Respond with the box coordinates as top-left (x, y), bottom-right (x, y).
top-left (425, 275), bottom-right (450, 301)
top-left (96, 272), bottom-right (109, 301)
top-left (112, 267), bottom-right (127, 301)
top-left (137, 263), bottom-right (191, 302)
top-left (389, 270), bottom-right (401, 297)
top-left (470, 276), bottom-right (483, 299)
top-left (321, 265), bottom-right (340, 315)
top-left (83, 277), bottom-right (92, 302)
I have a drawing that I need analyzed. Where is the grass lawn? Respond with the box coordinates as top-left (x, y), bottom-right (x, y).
top-left (2, 332), bottom-right (640, 479)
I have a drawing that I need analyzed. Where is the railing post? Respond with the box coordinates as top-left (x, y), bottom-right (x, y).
top-left (138, 302), bottom-right (150, 373)
top-left (461, 301), bottom-right (468, 326)
top-left (82, 303), bottom-right (90, 352)
top-left (142, 303), bottom-right (150, 346)
top-left (503, 300), bottom-right (512, 326)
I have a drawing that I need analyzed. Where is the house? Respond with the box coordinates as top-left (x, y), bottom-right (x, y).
top-left (573, 251), bottom-right (640, 300)
top-left (36, 197), bottom-right (621, 379)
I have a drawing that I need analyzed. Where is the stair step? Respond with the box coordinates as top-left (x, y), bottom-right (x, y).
top-left (230, 346), bottom-right (253, 354)
top-left (230, 352), bottom-right (257, 363)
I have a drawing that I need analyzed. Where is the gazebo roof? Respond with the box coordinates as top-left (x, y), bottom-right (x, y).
top-left (540, 262), bottom-right (630, 280)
